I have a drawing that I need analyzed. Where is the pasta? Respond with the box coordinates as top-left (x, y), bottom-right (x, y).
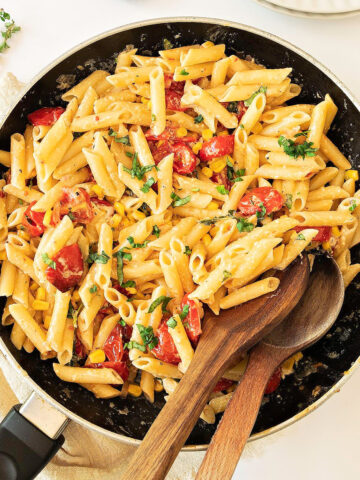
top-left (0, 40), bottom-right (358, 427)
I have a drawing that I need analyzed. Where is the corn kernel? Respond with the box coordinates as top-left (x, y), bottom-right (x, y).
top-left (114, 202), bottom-right (125, 216)
top-left (210, 226), bottom-right (219, 236)
top-left (111, 214), bottom-right (122, 228)
top-left (73, 290), bottom-right (80, 302)
top-left (32, 300), bottom-right (49, 311)
top-left (332, 226), bottom-right (341, 237)
top-left (126, 287), bottom-right (137, 295)
top-left (128, 384), bottom-right (142, 397)
top-left (201, 167), bottom-right (213, 178)
top-left (36, 287), bottom-right (46, 301)
top-left (44, 315), bottom-right (52, 330)
top-left (91, 184), bottom-right (104, 199)
top-left (202, 129), bottom-right (213, 141)
top-left (0, 251), bottom-right (6, 261)
top-left (43, 209), bottom-right (52, 227)
top-left (18, 229), bottom-right (31, 241)
top-left (207, 201), bottom-right (219, 211)
top-left (30, 282), bottom-right (39, 292)
top-left (345, 170), bottom-right (359, 181)
top-left (176, 127), bottom-right (188, 138)
top-left (202, 234), bottom-right (212, 246)
top-left (192, 142), bottom-right (202, 154)
top-left (89, 349), bottom-right (106, 364)
top-left (218, 130), bottom-right (229, 136)
top-left (154, 380), bottom-right (164, 392)
top-left (322, 241), bottom-right (331, 251)
top-left (132, 211), bottom-right (146, 221)
top-left (210, 157), bottom-right (227, 173)
top-left (121, 217), bottom-right (131, 227)
top-left (202, 41), bottom-right (214, 48)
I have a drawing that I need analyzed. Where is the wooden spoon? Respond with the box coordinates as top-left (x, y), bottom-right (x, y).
top-left (121, 255), bottom-right (309, 480)
top-left (196, 254), bottom-right (344, 480)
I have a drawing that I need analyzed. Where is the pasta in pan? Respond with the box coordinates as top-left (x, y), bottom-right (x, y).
top-left (1, 40), bottom-right (359, 424)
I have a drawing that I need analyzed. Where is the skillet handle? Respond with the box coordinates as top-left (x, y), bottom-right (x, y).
top-left (0, 393), bottom-right (68, 480)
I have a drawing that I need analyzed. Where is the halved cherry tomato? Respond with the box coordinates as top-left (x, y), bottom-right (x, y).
top-left (213, 378), bottom-right (234, 392)
top-left (199, 135), bottom-right (234, 162)
top-left (150, 140), bottom-right (173, 165)
top-left (172, 143), bottom-right (197, 174)
top-left (180, 294), bottom-right (202, 345)
top-left (166, 89), bottom-right (187, 112)
top-left (164, 73), bottom-right (185, 94)
top-left (211, 170), bottom-right (232, 192)
top-left (238, 187), bottom-right (284, 217)
top-left (151, 319), bottom-right (181, 365)
top-left (52, 187), bottom-right (94, 225)
top-left (264, 367), bottom-right (281, 394)
top-left (294, 226), bottom-right (331, 243)
top-left (22, 201), bottom-right (45, 237)
top-left (45, 244), bottom-right (84, 292)
top-left (89, 361), bottom-right (129, 381)
top-left (104, 324), bottom-right (125, 363)
top-left (28, 107), bottom-right (65, 126)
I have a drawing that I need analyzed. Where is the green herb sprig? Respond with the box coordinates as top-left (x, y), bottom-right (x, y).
top-left (0, 10), bottom-right (20, 53)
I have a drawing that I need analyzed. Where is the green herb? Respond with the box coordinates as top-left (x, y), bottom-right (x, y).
top-left (179, 304), bottom-right (190, 321)
top-left (20, 225), bottom-right (25, 231)
top-left (296, 233), bottom-right (306, 241)
top-left (256, 203), bottom-right (267, 220)
top-left (122, 280), bottom-right (136, 288)
top-left (67, 303), bottom-right (82, 327)
top-left (0, 10), bottom-right (20, 53)
top-left (18, 199), bottom-right (23, 205)
top-left (226, 101), bottom-right (238, 113)
top-left (184, 245), bottom-right (192, 256)
top-left (244, 86), bottom-right (267, 107)
top-left (42, 253), bottom-right (56, 269)
top-left (89, 285), bottom-right (97, 294)
top-left (127, 236), bottom-right (148, 249)
top-left (294, 130), bottom-right (310, 138)
top-left (223, 270), bottom-right (232, 282)
top-left (167, 317), bottom-right (177, 329)
top-left (68, 212), bottom-right (75, 221)
top-left (239, 124), bottom-right (244, 129)
top-left (141, 177), bottom-right (156, 193)
top-left (285, 193), bottom-right (293, 210)
top-left (115, 248), bottom-right (132, 285)
top-left (148, 295), bottom-right (172, 313)
top-left (227, 158), bottom-right (244, 183)
top-left (108, 128), bottom-right (130, 145)
top-left (151, 114), bottom-right (157, 122)
top-left (183, 322), bottom-right (190, 329)
top-left (87, 250), bottom-right (110, 264)
top-left (171, 192), bottom-right (191, 207)
top-left (194, 114), bottom-right (203, 124)
top-left (119, 319), bottom-right (126, 326)
top-left (349, 200), bottom-right (357, 212)
top-left (163, 38), bottom-right (173, 50)
top-left (123, 153), bottom-right (157, 180)
top-left (191, 187), bottom-right (200, 192)
top-left (180, 69), bottom-right (189, 76)
top-left (216, 185), bottom-right (229, 195)
top-left (124, 341), bottom-right (146, 352)
top-left (200, 215), bottom-right (229, 225)
top-left (137, 324), bottom-right (159, 350)
top-left (152, 225), bottom-right (160, 238)
top-left (125, 151), bottom-right (134, 158)
top-left (278, 135), bottom-right (317, 159)
top-left (236, 218), bottom-right (254, 232)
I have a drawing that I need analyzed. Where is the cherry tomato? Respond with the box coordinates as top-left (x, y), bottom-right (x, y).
top-left (150, 140), bottom-right (173, 165)
top-left (151, 319), bottom-right (181, 365)
top-left (294, 226), bottom-right (331, 243)
top-left (89, 361), bottom-right (129, 382)
top-left (213, 378), bottom-right (234, 392)
top-left (264, 367), bottom-right (281, 394)
top-left (103, 324), bottom-right (125, 363)
top-left (28, 107), bottom-right (65, 126)
top-left (238, 187), bottom-right (284, 217)
top-left (22, 201), bottom-right (45, 237)
top-left (199, 135), bottom-right (234, 162)
top-left (74, 337), bottom-right (87, 359)
top-left (45, 244), bottom-right (84, 292)
top-left (172, 143), bottom-right (197, 174)
top-left (211, 170), bottom-right (232, 192)
top-left (180, 294), bottom-right (202, 345)
top-left (164, 73), bottom-right (185, 94)
top-left (52, 187), bottom-right (94, 225)
top-left (165, 89), bottom-right (187, 112)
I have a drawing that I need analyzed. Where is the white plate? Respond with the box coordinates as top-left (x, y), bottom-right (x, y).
top-left (253, 0), bottom-right (360, 17)
top-left (265, 0), bottom-right (360, 13)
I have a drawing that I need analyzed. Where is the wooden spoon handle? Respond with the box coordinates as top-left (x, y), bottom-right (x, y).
top-left (196, 343), bottom-right (289, 480)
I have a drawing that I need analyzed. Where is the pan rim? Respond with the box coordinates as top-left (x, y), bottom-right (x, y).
top-left (0, 15), bottom-right (359, 452)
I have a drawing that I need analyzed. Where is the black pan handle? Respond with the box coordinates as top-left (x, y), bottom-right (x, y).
top-left (0, 394), bottom-right (68, 480)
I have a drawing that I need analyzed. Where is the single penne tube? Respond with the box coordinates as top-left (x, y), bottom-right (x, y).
top-left (159, 44), bottom-right (200, 60)
top-left (181, 44), bottom-right (225, 66)
top-left (117, 165), bottom-right (157, 212)
top-left (309, 167), bottom-right (338, 191)
top-left (83, 148), bottom-right (118, 198)
top-left (81, 383), bottom-right (121, 399)
top-left (159, 250), bottom-right (183, 301)
top-left (116, 47), bottom-right (138, 69)
top-left (24, 125), bottom-right (35, 178)
top-left (207, 219), bottom-right (237, 258)
top-left (265, 152), bottom-right (325, 171)
top-left (307, 186), bottom-right (349, 202)
top-left (53, 364), bottom-right (123, 384)
top-left (260, 111), bottom-right (311, 137)
top-left (46, 290), bottom-right (71, 352)
top-left (307, 100), bottom-right (328, 149)
top-left (220, 277), bottom-right (280, 309)
top-left (268, 83), bottom-right (301, 106)
top-left (94, 90), bottom-right (137, 112)
top-left (173, 206), bottom-right (222, 219)
top-left (5, 244), bottom-right (38, 283)
top-left (169, 237), bottom-right (194, 293)
top-left (141, 371), bottom-right (155, 403)
top-left (241, 93), bottom-right (266, 134)
top-left (305, 200), bottom-right (333, 211)
top-left (42, 130), bottom-right (73, 181)
top-left (292, 180), bottom-right (310, 211)
top-left (248, 134), bottom-right (284, 152)
top-left (62, 70), bottom-right (110, 102)
top-left (276, 229), bottom-right (318, 270)
top-left (166, 111), bottom-right (206, 134)
top-left (323, 94), bottom-right (338, 134)
top-left (12, 270), bottom-right (30, 307)
top-left (0, 260), bottom-right (17, 297)
top-left (210, 57), bottom-right (230, 88)
top-left (79, 291), bottom-right (104, 331)
top-left (10, 133), bottom-right (26, 189)
top-left (174, 174), bottom-right (227, 201)
top-left (343, 264), bottom-right (360, 288)
top-left (261, 104), bottom-right (314, 124)
top-left (209, 392), bottom-right (233, 414)
top-left (228, 68), bottom-right (292, 85)
top-left (94, 223), bottom-right (113, 289)
top-left (255, 164), bottom-right (313, 181)
top-left (62, 130), bottom-right (95, 163)
top-left (149, 217), bottom-right (197, 250)
top-left (32, 125), bottom-right (51, 142)
top-left (320, 135), bottom-right (352, 170)
top-left (290, 211), bottom-right (353, 226)
top-left (106, 66), bottom-right (156, 87)
top-left (128, 301), bottom-right (150, 361)
top-left (118, 301), bottom-right (136, 326)
top-left (41, 215), bottom-right (74, 259)
top-left (75, 86), bottom-right (98, 117)
top-left (149, 67), bottom-right (166, 136)
top-left (155, 154), bottom-right (174, 214)
top-left (10, 321), bottom-right (26, 350)
top-left (129, 125), bottom-right (157, 181)
top-left (93, 313), bottom-right (120, 350)
top-left (245, 144), bottom-right (260, 176)
top-left (132, 356), bottom-right (183, 379)
top-left (168, 314), bottom-right (194, 373)
top-left (123, 261), bottom-right (162, 280)
top-left (57, 318), bottom-right (75, 365)
top-left (9, 303), bottom-right (49, 354)
top-left (173, 62), bottom-right (214, 81)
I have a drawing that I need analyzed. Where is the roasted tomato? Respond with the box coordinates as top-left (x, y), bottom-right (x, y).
top-left (222, 101), bottom-right (247, 121)
top-left (22, 201), bottom-right (45, 237)
top-left (264, 367), bottom-right (281, 394)
top-left (199, 135), bottom-right (234, 162)
top-left (172, 143), bottom-right (197, 174)
top-left (28, 107), bottom-right (65, 126)
top-left (211, 170), bottom-right (232, 192)
top-left (165, 90), bottom-right (187, 112)
top-left (150, 140), bottom-right (173, 165)
top-left (180, 294), bottom-right (202, 345)
top-left (151, 319), bottom-right (181, 365)
top-left (164, 73), bottom-right (185, 94)
top-left (74, 336), bottom-right (87, 359)
top-left (294, 226), bottom-right (331, 243)
top-left (52, 187), bottom-right (94, 225)
top-left (103, 323), bottom-right (132, 362)
top-left (45, 244), bottom-right (84, 292)
top-left (213, 378), bottom-right (234, 392)
top-left (89, 361), bottom-right (129, 382)
top-left (238, 187), bottom-right (284, 217)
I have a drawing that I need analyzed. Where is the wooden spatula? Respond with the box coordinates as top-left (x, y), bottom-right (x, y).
top-left (121, 255), bottom-right (309, 480)
top-left (196, 254), bottom-right (344, 480)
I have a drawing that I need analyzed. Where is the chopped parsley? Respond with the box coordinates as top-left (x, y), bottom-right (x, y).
top-left (184, 245), bottom-right (192, 256)
top-left (236, 217), bottom-right (254, 233)
top-left (171, 192), bottom-right (191, 207)
top-left (87, 250), bottom-right (110, 264)
top-left (227, 158), bottom-right (244, 183)
top-left (108, 128), bottom-right (130, 145)
top-left (194, 114), bottom-right (203, 124)
top-left (244, 86), bottom-right (267, 107)
top-left (123, 152), bottom-right (157, 180)
top-left (89, 285), bottom-right (97, 294)
top-left (119, 319), bottom-right (126, 326)
top-left (163, 38), bottom-right (173, 50)
top-left (0, 10), bottom-right (20, 53)
top-left (137, 324), bottom-right (158, 350)
top-left (122, 280), bottom-right (136, 288)
top-left (141, 177), bottom-right (156, 193)
top-left (167, 317), bottom-right (177, 329)
top-left (216, 185), bottom-right (229, 195)
top-left (148, 295), bottom-right (172, 313)
top-left (223, 270), bottom-right (232, 282)
top-left (18, 199), bottom-right (23, 205)
top-left (152, 225), bottom-right (160, 238)
top-left (151, 114), bottom-right (157, 122)
top-left (124, 341), bottom-right (146, 352)
top-left (256, 203), bottom-right (267, 220)
top-left (68, 212), bottom-right (75, 221)
top-left (67, 303), bottom-right (82, 328)
top-left (349, 200), bottom-right (357, 212)
top-left (285, 193), bottom-right (293, 210)
top-left (278, 135), bottom-right (317, 159)
top-left (226, 101), bottom-right (238, 113)
top-left (127, 236), bottom-right (148, 249)
top-left (42, 253), bottom-right (56, 269)
top-left (179, 69), bottom-right (189, 76)
top-left (200, 214), bottom-right (230, 225)
top-left (179, 304), bottom-right (190, 321)
top-left (294, 130), bottom-right (310, 138)
top-left (296, 233), bottom-right (306, 241)
top-left (115, 249), bottom-right (132, 285)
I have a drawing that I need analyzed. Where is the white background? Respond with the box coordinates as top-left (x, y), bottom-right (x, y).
top-left (1, 1), bottom-right (360, 479)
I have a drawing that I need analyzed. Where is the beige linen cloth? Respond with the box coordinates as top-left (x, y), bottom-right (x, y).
top-left (0, 72), bottom-right (270, 480)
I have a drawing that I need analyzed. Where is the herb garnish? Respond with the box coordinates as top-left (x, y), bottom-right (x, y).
top-left (151, 114), bottom-right (157, 122)
top-left (123, 153), bottom-right (157, 180)
top-left (227, 158), bottom-right (244, 183)
top-left (127, 236), bottom-right (148, 249)
top-left (148, 295), bottom-right (172, 313)
top-left (223, 270), bottom-right (232, 282)
top-left (244, 86), bottom-right (267, 107)
top-left (108, 128), bottom-right (130, 145)
top-left (179, 69), bottom-right (189, 76)
top-left (137, 325), bottom-right (159, 350)
top-left (124, 341), bottom-right (146, 352)
top-left (167, 317), bottom-right (177, 329)
top-left (236, 218), bottom-right (254, 233)
top-left (67, 303), bottom-right (82, 327)
top-left (89, 285), bottom-right (97, 294)
top-left (0, 10), bottom-right (20, 53)
top-left (115, 249), bottom-right (132, 285)
top-left (194, 114), bottom-right (203, 124)
top-left (163, 38), bottom-right (173, 50)
top-left (184, 245), bottom-right (192, 256)
top-left (226, 101), bottom-right (238, 113)
top-left (216, 185), bottom-right (229, 195)
top-left (152, 225), bottom-right (160, 238)
top-left (285, 193), bottom-right (293, 210)
top-left (42, 253), bottom-right (56, 269)
top-left (349, 200), bottom-right (357, 212)
top-left (278, 135), bottom-right (317, 159)
top-left (122, 280), bottom-right (136, 288)
top-left (141, 177), bottom-right (156, 193)
top-left (179, 304), bottom-right (190, 321)
top-left (296, 233), bottom-right (306, 241)
top-left (256, 203), bottom-right (267, 220)
top-left (171, 192), bottom-right (191, 207)
top-left (87, 250), bottom-right (110, 264)
top-left (119, 319), bottom-right (126, 327)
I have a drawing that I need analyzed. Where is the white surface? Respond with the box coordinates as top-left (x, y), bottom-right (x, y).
top-left (263, 0), bottom-right (360, 14)
top-left (254, 0), bottom-right (360, 18)
top-left (1, 1), bottom-right (360, 479)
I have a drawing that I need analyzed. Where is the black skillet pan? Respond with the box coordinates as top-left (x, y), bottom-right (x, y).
top-left (0, 17), bottom-right (360, 480)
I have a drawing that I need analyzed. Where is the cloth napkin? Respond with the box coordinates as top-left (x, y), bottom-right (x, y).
top-left (0, 72), bottom-right (274, 480)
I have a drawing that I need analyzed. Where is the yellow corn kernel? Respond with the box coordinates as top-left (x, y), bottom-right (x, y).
top-left (210, 157), bottom-right (227, 173)
top-left (32, 300), bottom-right (49, 311)
top-left (128, 384), bottom-right (142, 397)
top-left (202, 233), bottom-right (212, 247)
top-left (154, 380), bottom-right (164, 392)
top-left (30, 282), bottom-right (39, 292)
top-left (43, 209), bottom-right (52, 227)
top-left (73, 290), bottom-right (80, 302)
top-left (18, 229), bottom-right (31, 241)
top-left (176, 127), bottom-right (188, 138)
top-left (210, 225), bottom-right (219, 236)
top-left (202, 41), bottom-right (214, 48)
top-left (345, 170), bottom-right (359, 181)
top-left (218, 130), bottom-right (229, 136)
top-left (322, 241), bottom-right (331, 251)
top-left (36, 287), bottom-right (46, 301)
top-left (44, 315), bottom-right (52, 330)
top-left (202, 129), bottom-right (213, 141)
top-left (0, 251), bottom-right (6, 261)
top-left (192, 142), bottom-right (202, 154)
top-left (201, 167), bottom-right (213, 178)
top-left (121, 217), bottom-right (131, 227)
top-left (114, 202), bottom-right (125, 216)
top-left (89, 349), bottom-right (106, 364)
top-left (132, 211), bottom-right (146, 221)
top-left (126, 287), bottom-right (137, 295)
top-left (91, 184), bottom-right (104, 199)
top-left (111, 214), bottom-right (122, 228)
top-left (332, 226), bottom-right (341, 237)
top-left (207, 201), bottom-right (219, 211)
